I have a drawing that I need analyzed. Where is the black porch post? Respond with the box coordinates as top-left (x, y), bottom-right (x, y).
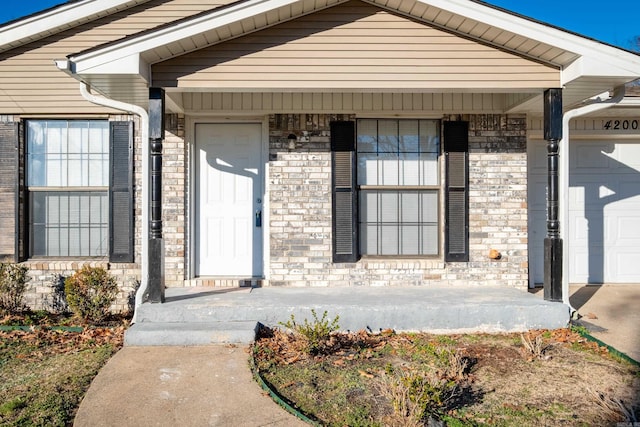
top-left (543, 88), bottom-right (563, 302)
top-left (146, 87), bottom-right (165, 303)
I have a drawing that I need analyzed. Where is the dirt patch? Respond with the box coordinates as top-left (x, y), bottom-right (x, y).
top-left (252, 328), bottom-right (640, 426)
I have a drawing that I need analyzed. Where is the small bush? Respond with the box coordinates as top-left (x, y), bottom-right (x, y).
top-left (0, 263), bottom-right (30, 314)
top-left (378, 367), bottom-right (460, 424)
top-left (64, 266), bottom-right (118, 324)
top-left (280, 309), bottom-right (340, 355)
top-left (520, 332), bottom-right (549, 360)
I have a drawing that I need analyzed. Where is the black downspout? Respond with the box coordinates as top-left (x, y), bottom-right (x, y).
top-left (543, 88), bottom-right (563, 302)
top-left (146, 87), bottom-right (165, 303)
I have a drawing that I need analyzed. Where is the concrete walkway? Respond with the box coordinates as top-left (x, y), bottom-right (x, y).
top-left (568, 284), bottom-right (640, 362)
top-left (74, 345), bottom-right (307, 427)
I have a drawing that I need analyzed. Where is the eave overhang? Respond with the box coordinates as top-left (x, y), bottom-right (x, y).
top-left (58, 0), bottom-right (640, 111)
top-left (0, 0), bottom-right (150, 54)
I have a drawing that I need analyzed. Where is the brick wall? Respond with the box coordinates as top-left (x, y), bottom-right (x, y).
top-left (268, 113), bottom-right (529, 288)
top-left (19, 260), bottom-right (139, 313)
top-left (162, 114), bottom-right (187, 286)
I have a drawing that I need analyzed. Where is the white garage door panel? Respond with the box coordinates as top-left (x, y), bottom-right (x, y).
top-left (529, 139), bottom-right (640, 284)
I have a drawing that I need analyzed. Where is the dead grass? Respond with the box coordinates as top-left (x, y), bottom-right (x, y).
top-left (0, 315), bottom-right (127, 426)
top-left (252, 327), bottom-right (640, 426)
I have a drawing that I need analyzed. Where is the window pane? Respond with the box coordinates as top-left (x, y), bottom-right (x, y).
top-left (422, 224), bottom-right (438, 254)
top-left (379, 153), bottom-right (398, 185)
top-left (27, 121), bottom-right (46, 154)
top-left (360, 223), bottom-right (378, 255)
top-left (421, 192), bottom-right (439, 223)
top-left (401, 225), bottom-right (420, 254)
top-left (380, 225), bottom-right (398, 255)
top-left (360, 191), bottom-right (378, 223)
top-left (357, 119), bottom-right (377, 152)
top-left (420, 153), bottom-right (439, 185)
top-left (29, 191), bottom-right (108, 257)
top-left (400, 152), bottom-right (420, 186)
top-left (68, 122), bottom-right (85, 153)
top-left (399, 120), bottom-right (419, 153)
top-left (401, 192), bottom-right (419, 223)
top-left (420, 120), bottom-right (440, 153)
top-left (28, 154), bottom-right (46, 187)
top-left (357, 153), bottom-right (378, 186)
top-left (379, 192), bottom-right (398, 223)
top-left (89, 122), bottom-right (109, 153)
top-left (377, 120), bottom-right (398, 153)
top-left (46, 122), bottom-right (65, 155)
top-left (27, 120), bottom-right (109, 188)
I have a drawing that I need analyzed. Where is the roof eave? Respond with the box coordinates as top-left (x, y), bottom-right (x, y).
top-left (58, 0), bottom-right (640, 108)
top-left (0, 0), bottom-right (149, 53)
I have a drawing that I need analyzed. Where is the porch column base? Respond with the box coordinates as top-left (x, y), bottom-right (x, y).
top-left (543, 237), bottom-right (563, 302)
top-left (146, 238), bottom-right (165, 303)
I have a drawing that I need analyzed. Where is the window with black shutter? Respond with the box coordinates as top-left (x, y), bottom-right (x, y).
top-left (443, 121), bottom-right (469, 262)
top-left (23, 119), bottom-right (134, 261)
top-left (331, 121), bottom-right (358, 262)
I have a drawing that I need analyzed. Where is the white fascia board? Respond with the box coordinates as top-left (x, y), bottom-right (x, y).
top-left (69, 0), bottom-right (304, 74)
top-left (0, 0), bottom-right (143, 51)
top-left (416, 0), bottom-right (640, 75)
top-left (562, 57), bottom-right (640, 86)
top-left (74, 53), bottom-right (150, 82)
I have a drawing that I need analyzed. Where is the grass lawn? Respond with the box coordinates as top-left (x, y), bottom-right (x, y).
top-left (253, 325), bottom-right (640, 426)
top-left (0, 314), bottom-right (126, 426)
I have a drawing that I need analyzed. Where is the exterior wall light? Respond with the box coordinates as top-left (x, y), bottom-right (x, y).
top-left (287, 133), bottom-right (297, 150)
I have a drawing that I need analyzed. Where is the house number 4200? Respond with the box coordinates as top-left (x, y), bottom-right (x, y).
top-left (603, 119), bottom-right (639, 130)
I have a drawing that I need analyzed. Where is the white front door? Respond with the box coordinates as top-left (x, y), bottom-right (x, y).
top-left (195, 123), bottom-right (263, 276)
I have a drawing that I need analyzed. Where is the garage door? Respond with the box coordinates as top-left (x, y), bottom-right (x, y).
top-left (529, 139), bottom-right (640, 285)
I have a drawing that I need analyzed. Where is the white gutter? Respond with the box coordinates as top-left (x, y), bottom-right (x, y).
top-left (73, 78), bottom-right (150, 323)
top-left (560, 85), bottom-right (626, 308)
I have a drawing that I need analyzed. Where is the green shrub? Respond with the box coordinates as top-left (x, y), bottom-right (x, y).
top-left (64, 266), bottom-right (118, 324)
top-left (0, 263), bottom-right (30, 314)
top-left (280, 309), bottom-right (340, 355)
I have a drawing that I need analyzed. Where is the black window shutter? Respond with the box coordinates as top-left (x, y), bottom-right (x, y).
top-left (444, 121), bottom-right (469, 262)
top-left (109, 121), bottom-right (134, 263)
top-left (331, 121), bottom-right (358, 263)
top-left (0, 122), bottom-right (21, 261)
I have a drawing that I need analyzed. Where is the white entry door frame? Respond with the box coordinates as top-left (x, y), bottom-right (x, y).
top-left (191, 121), bottom-right (266, 278)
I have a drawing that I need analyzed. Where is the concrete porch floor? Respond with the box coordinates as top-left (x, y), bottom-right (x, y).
top-left (125, 286), bottom-right (570, 346)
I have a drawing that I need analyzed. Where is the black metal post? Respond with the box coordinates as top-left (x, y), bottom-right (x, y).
top-left (543, 88), bottom-right (563, 302)
top-left (146, 87), bottom-right (165, 303)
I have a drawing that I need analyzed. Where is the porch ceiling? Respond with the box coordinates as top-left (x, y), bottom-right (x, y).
top-left (60, 0), bottom-right (640, 113)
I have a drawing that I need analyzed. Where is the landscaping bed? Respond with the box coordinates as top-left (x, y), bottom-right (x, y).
top-left (252, 324), bottom-right (640, 426)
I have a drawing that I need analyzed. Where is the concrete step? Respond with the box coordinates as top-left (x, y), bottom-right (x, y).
top-left (131, 287), bottom-right (570, 342)
top-left (124, 321), bottom-right (259, 346)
